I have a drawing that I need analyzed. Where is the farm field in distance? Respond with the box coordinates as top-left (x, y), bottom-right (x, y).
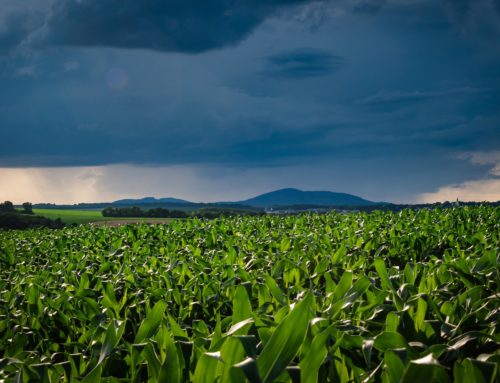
top-left (0, 207), bottom-right (499, 382)
top-left (32, 209), bottom-right (106, 224)
top-left (33, 209), bottom-right (173, 225)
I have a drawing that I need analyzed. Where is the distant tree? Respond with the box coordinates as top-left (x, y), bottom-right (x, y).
top-left (102, 206), bottom-right (145, 217)
top-left (102, 207), bottom-right (114, 217)
top-left (0, 201), bottom-right (15, 212)
top-left (22, 202), bottom-right (33, 214)
top-left (102, 206), bottom-right (189, 218)
top-left (0, 213), bottom-right (64, 229)
top-left (170, 210), bottom-right (188, 218)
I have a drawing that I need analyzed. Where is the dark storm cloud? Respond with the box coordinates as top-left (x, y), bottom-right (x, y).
top-left (495, 0), bottom-right (500, 13)
top-left (4, 0), bottom-right (500, 56)
top-left (358, 87), bottom-right (481, 106)
top-left (32, 0), bottom-right (309, 53)
top-left (351, 0), bottom-right (387, 14)
top-left (0, 11), bottom-right (44, 55)
top-left (262, 48), bottom-right (344, 78)
top-left (444, 0), bottom-right (500, 19)
top-left (442, 0), bottom-right (500, 35)
top-left (1, 0), bottom-right (500, 202)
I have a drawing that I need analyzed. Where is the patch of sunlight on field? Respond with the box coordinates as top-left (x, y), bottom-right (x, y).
top-left (33, 209), bottom-right (174, 225)
top-left (33, 209), bottom-right (107, 224)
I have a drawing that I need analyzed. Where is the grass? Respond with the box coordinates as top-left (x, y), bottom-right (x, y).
top-left (33, 209), bottom-right (172, 225)
top-left (33, 209), bottom-right (107, 224)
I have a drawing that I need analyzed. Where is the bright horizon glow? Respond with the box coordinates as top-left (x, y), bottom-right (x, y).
top-left (1, 164), bottom-right (499, 205)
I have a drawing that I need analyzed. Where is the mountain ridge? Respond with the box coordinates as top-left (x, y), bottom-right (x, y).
top-left (110, 188), bottom-right (378, 207)
top-left (235, 188), bottom-right (376, 207)
top-left (113, 197), bottom-right (190, 205)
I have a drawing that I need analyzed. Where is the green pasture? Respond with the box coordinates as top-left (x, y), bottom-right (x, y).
top-left (33, 209), bottom-right (107, 224)
top-left (33, 209), bottom-right (173, 225)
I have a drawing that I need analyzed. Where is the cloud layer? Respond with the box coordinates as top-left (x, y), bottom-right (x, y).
top-left (417, 179), bottom-right (500, 203)
top-left (0, 0), bottom-right (499, 202)
top-left (459, 151), bottom-right (500, 176)
top-left (262, 48), bottom-right (344, 78)
top-left (417, 150), bottom-right (500, 202)
top-left (2, 0), bottom-right (311, 55)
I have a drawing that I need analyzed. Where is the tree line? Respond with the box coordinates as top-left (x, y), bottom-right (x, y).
top-left (102, 206), bottom-right (265, 219)
top-left (0, 201), bottom-right (33, 214)
top-left (102, 207), bottom-right (189, 218)
top-left (0, 201), bottom-right (63, 230)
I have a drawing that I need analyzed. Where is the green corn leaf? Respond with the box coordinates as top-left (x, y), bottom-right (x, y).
top-left (374, 332), bottom-right (408, 351)
top-left (401, 354), bottom-right (451, 383)
top-left (98, 320), bottom-right (125, 365)
top-left (415, 297), bottom-right (427, 332)
top-left (453, 358), bottom-right (497, 383)
top-left (158, 330), bottom-right (182, 383)
top-left (300, 324), bottom-right (336, 383)
top-left (228, 318), bottom-right (255, 336)
top-left (168, 314), bottom-right (188, 339)
top-left (374, 258), bottom-right (393, 291)
top-left (264, 275), bottom-right (288, 307)
top-left (143, 343), bottom-right (162, 380)
top-left (219, 337), bottom-right (247, 383)
top-left (134, 300), bottom-right (168, 343)
top-left (362, 339), bottom-right (375, 369)
top-left (81, 365), bottom-right (102, 383)
top-left (233, 357), bottom-right (262, 383)
top-left (257, 292), bottom-right (313, 383)
top-left (333, 271), bottom-right (353, 302)
top-left (235, 335), bottom-right (259, 359)
top-left (386, 311), bottom-right (400, 332)
top-left (384, 350), bottom-right (406, 383)
top-left (280, 237), bottom-right (291, 252)
top-left (193, 351), bottom-right (221, 383)
top-left (232, 284), bottom-right (253, 324)
top-left (331, 245), bottom-right (347, 264)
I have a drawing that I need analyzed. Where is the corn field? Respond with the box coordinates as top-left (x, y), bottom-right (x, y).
top-left (0, 207), bottom-right (499, 382)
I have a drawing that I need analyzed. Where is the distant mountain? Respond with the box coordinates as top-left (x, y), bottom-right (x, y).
top-left (237, 188), bottom-right (376, 207)
top-left (113, 197), bottom-right (192, 205)
top-left (109, 188), bottom-right (378, 208)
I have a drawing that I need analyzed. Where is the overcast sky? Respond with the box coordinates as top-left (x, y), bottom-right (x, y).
top-left (1, 0), bottom-right (499, 204)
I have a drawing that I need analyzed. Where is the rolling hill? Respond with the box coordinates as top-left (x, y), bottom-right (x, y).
top-left (108, 188), bottom-right (377, 208)
top-left (112, 197), bottom-right (191, 205)
top-left (236, 188), bottom-right (376, 207)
